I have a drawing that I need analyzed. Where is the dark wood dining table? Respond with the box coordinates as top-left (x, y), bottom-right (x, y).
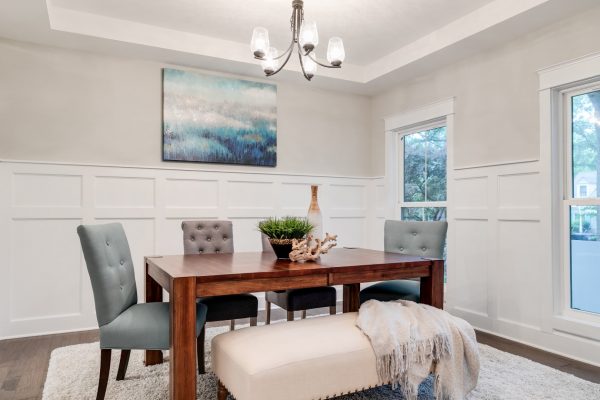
top-left (144, 248), bottom-right (444, 400)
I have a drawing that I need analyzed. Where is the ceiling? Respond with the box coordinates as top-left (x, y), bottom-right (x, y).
top-left (0, 0), bottom-right (597, 94)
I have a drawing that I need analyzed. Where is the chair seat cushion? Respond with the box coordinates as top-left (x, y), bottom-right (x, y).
top-left (99, 302), bottom-right (207, 350)
top-left (266, 287), bottom-right (337, 311)
top-left (360, 280), bottom-right (421, 304)
top-left (199, 294), bottom-right (258, 322)
top-left (212, 312), bottom-right (379, 400)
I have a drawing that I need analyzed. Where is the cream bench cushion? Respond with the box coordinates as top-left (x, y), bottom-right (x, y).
top-left (211, 312), bottom-right (380, 400)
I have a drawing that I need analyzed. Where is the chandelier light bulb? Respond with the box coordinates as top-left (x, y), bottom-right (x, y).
top-left (261, 47), bottom-right (279, 75)
top-left (251, 27), bottom-right (270, 58)
top-left (299, 21), bottom-right (319, 53)
top-left (327, 37), bottom-right (345, 66)
top-left (303, 55), bottom-right (317, 79)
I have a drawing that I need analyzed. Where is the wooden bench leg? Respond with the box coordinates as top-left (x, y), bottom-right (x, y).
top-left (250, 316), bottom-right (258, 326)
top-left (301, 310), bottom-right (307, 319)
top-left (266, 300), bottom-right (272, 325)
top-left (230, 319), bottom-right (235, 331)
top-left (329, 305), bottom-right (336, 315)
top-left (287, 311), bottom-right (294, 321)
top-left (217, 381), bottom-right (230, 400)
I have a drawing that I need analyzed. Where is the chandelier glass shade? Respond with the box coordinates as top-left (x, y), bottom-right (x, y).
top-left (250, 0), bottom-right (345, 81)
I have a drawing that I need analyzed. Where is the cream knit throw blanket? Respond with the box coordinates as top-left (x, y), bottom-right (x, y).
top-left (356, 300), bottom-right (480, 400)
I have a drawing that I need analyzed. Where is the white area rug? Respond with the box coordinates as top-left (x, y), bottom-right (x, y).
top-left (43, 325), bottom-right (600, 400)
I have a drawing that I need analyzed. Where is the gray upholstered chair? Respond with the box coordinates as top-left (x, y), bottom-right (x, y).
top-left (360, 220), bottom-right (447, 304)
top-left (77, 223), bottom-right (208, 400)
top-left (262, 234), bottom-right (337, 323)
top-left (182, 220), bottom-right (258, 374)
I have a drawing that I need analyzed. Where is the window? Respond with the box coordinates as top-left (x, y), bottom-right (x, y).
top-left (400, 123), bottom-right (447, 221)
top-left (564, 84), bottom-right (600, 315)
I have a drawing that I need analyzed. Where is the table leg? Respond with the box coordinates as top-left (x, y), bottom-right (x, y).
top-left (170, 277), bottom-right (197, 400)
top-left (343, 283), bottom-right (360, 313)
top-left (420, 260), bottom-right (444, 309)
top-left (145, 260), bottom-right (164, 365)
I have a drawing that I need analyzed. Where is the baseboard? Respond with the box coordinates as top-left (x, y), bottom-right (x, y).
top-left (475, 326), bottom-right (600, 368)
top-left (0, 325), bottom-right (99, 341)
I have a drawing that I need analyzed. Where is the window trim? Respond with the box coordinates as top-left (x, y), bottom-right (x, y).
top-left (384, 98), bottom-right (455, 222)
top-left (539, 51), bottom-right (600, 339)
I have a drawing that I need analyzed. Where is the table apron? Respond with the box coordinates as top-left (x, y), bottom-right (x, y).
top-left (329, 264), bottom-right (431, 285)
top-left (196, 274), bottom-right (329, 296)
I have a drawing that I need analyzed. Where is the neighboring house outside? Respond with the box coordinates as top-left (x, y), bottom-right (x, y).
top-left (572, 171), bottom-right (598, 235)
top-left (573, 171), bottom-right (598, 198)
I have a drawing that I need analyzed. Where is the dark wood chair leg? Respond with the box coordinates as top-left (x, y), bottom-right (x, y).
top-left (250, 316), bottom-right (258, 326)
top-left (266, 300), bottom-right (271, 325)
top-left (217, 380), bottom-right (230, 400)
top-left (230, 319), bottom-right (235, 331)
top-left (116, 349), bottom-right (130, 381)
top-left (198, 326), bottom-right (206, 375)
top-left (330, 305), bottom-right (336, 315)
top-left (287, 311), bottom-right (294, 321)
top-left (97, 349), bottom-right (111, 400)
top-left (301, 310), bottom-right (307, 319)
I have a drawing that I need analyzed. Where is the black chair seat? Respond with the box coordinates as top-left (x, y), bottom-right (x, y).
top-left (199, 294), bottom-right (258, 322)
top-left (360, 280), bottom-right (420, 304)
top-left (266, 287), bottom-right (337, 312)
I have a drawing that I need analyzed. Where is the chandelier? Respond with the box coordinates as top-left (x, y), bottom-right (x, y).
top-left (250, 0), bottom-right (345, 81)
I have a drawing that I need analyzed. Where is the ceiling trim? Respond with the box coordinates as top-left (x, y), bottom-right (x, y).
top-left (365, 0), bottom-right (550, 81)
top-left (45, 0), bottom-right (555, 86)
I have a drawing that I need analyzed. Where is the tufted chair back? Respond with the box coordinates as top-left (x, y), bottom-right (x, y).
top-left (77, 223), bottom-right (137, 327)
top-left (384, 220), bottom-right (447, 259)
top-left (182, 220), bottom-right (234, 255)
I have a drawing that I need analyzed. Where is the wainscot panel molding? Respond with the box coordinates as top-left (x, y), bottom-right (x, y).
top-left (0, 160), bottom-right (383, 339)
top-left (446, 160), bottom-right (600, 367)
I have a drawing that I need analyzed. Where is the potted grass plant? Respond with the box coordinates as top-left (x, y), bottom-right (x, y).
top-left (258, 216), bottom-right (313, 259)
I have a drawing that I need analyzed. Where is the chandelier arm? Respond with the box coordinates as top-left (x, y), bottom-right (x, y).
top-left (306, 52), bottom-right (341, 69)
top-left (273, 39), bottom-right (295, 60)
top-left (297, 45), bottom-right (312, 81)
top-left (264, 6), bottom-right (300, 77)
top-left (265, 44), bottom-right (294, 77)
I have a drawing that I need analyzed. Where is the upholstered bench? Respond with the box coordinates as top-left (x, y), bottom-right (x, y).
top-left (211, 312), bottom-right (380, 400)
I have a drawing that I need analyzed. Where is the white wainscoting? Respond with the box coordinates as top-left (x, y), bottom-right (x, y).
top-left (446, 160), bottom-right (600, 367)
top-left (0, 160), bottom-right (382, 339)
top-left (4, 159), bottom-right (600, 366)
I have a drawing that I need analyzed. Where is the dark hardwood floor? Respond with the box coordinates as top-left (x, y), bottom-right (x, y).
top-left (1, 304), bottom-right (599, 400)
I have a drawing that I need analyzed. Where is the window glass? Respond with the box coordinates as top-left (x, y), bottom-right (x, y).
top-left (401, 207), bottom-right (447, 221)
top-left (572, 92), bottom-right (599, 199)
top-left (569, 89), bottom-right (600, 314)
top-left (403, 127), bottom-right (447, 202)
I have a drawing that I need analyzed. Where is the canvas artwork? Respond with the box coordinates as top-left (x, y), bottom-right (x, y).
top-left (162, 68), bottom-right (277, 166)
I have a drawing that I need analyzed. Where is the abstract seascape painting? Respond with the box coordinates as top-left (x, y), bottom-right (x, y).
top-left (162, 68), bottom-right (277, 166)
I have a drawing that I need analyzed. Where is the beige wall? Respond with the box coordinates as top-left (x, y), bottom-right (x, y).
top-left (4, 5), bottom-right (600, 178)
top-left (0, 39), bottom-right (372, 176)
top-left (370, 6), bottom-right (600, 175)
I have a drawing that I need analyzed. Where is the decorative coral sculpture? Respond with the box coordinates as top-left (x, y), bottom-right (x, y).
top-left (289, 233), bottom-right (338, 262)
